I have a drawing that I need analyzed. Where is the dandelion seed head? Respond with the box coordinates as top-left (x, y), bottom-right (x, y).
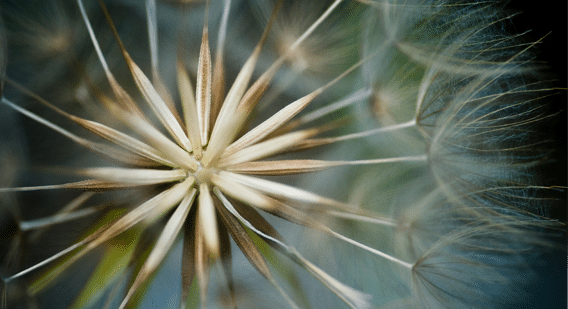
top-left (5, 0), bottom-right (75, 59)
top-left (0, 0), bottom-right (564, 308)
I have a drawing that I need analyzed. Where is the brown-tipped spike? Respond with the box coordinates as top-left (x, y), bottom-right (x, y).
top-left (196, 28), bottom-right (212, 146)
top-left (203, 0), bottom-right (286, 166)
top-left (225, 92), bottom-right (320, 157)
top-left (177, 59), bottom-right (204, 159)
top-left (216, 217), bottom-right (237, 309)
top-left (214, 197), bottom-right (273, 281)
top-left (181, 209), bottom-right (197, 308)
top-left (225, 160), bottom-right (340, 176)
top-left (98, 0), bottom-right (192, 151)
top-left (118, 190), bottom-right (196, 309)
top-left (211, 42), bottom-right (226, 127)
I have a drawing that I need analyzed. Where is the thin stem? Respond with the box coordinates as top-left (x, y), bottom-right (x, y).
top-left (298, 88), bottom-right (372, 125)
top-left (320, 119), bottom-right (416, 144)
top-left (224, 53), bottom-right (380, 158)
top-left (216, 0), bottom-right (231, 54)
top-left (286, 0), bottom-right (344, 54)
top-left (1, 98), bottom-right (89, 149)
top-left (326, 229), bottom-right (413, 269)
top-left (5, 241), bottom-right (87, 283)
top-left (342, 154), bottom-right (427, 166)
top-left (214, 188), bottom-right (373, 309)
top-left (19, 207), bottom-right (100, 231)
top-left (77, 0), bottom-right (113, 84)
top-left (145, 0), bottom-right (159, 84)
top-left (215, 186), bottom-right (411, 269)
top-left (324, 211), bottom-right (398, 227)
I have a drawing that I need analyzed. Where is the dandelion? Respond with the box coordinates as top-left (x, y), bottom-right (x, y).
top-left (0, 0), bottom-right (565, 309)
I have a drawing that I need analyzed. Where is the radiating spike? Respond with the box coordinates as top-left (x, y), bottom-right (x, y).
top-left (210, 0), bottom-right (233, 124)
top-left (225, 160), bottom-right (341, 175)
top-left (116, 111), bottom-right (198, 170)
top-left (77, 0), bottom-right (145, 117)
top-left (216, 220), bottom-right (237, 309)
top-left (224, 53), bottom-right (373, 157)
top-left (214, 190), bottom-right (300, 309)
top-left (119, 189), bottom-right (196, 309)
top-left (214, 197), bottom-right (273, 280)
top-left (178, 60), bottom-right (203, 159)
top-left (203, 0), bottom-right (286, 166)
top-left (3, 78), bottom-right (172, 166)
top-left (215, 174), bottom-right (413, 269)
top-left (224, 92), bottom-right (320, 158)
top-left (214, 189), bottom-right (370, 309)
top-left (1, 98), bottom-right (153, 166)
top-left (80, 167), bottom-right (187, 185)
top-left (198, 183), bottom-right (220, 256)
top-left (98, 0), bottom-right (192, 151)
top-left (4, 177), bottom-right (195, 283)
top-left (180, 211), bottom-right (197, 309)
top-left (218, 128), bottom-right (321, 166)
top-left (219, 171), bottom-right (344, 207)
top-left (195, 14), bottom-right (212, 146)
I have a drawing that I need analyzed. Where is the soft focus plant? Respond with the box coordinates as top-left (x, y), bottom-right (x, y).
top-left (0, 0), bottom-right (565, 308)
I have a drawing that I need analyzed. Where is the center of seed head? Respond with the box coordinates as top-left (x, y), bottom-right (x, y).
top-left (194, 162), bottom-right (214, 184)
